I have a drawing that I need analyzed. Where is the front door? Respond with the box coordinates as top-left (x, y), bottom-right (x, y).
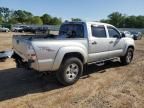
top-left (107, 26), bottom-right (125, 58)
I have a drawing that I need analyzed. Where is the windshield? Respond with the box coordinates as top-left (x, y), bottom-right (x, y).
top-left (59, 24), bottom-right (84, 38)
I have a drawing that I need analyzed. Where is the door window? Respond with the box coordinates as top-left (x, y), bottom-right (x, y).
top-left (108, 26), bottom-right (120, 38)
top-left (91, 25), bottom-right (106, 38)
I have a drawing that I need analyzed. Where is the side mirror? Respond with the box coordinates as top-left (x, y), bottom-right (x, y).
top-left (121, 33), bottom-right (125, 38)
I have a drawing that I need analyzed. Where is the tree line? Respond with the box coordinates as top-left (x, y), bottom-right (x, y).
top-left (71, 12), bottom-right (144, 28)
top-left (0, 7), bottom-right (62, 25)
top-left (73, 12), bottom-right (144, 28)
top-left (100, 12), bottom-right (144, 28)
top-left (0, 7), bottom-right (144, 28)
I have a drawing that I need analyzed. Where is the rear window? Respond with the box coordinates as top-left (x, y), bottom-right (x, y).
top-left (59, 24), bottom-right (84, 38)
top-left (91, 25), bottom-right (106, 38)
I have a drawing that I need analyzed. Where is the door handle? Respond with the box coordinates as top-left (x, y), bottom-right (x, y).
top-left (92, 41), bottom-right (97, 45)
top-left (109, 41), bottom-right (114, 44)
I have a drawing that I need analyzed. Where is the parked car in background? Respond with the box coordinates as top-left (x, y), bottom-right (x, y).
top-left (22, 26), bottom-right (33, 32)
top-left (131, 31), bottom-right (142, 40)
top-left (27, 26), bottom-right (49, 34)
top-left (0, 27), bottom-right (10, 32)
top-left (35, 27), bottom-right (49, 34)
top-left (12, 27), bottom-right (24, 32)
top-left (121, 31), bottom-right (134, 39)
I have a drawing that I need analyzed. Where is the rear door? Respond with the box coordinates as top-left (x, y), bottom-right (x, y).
top-left (88, 25), bottom-right (109, 62)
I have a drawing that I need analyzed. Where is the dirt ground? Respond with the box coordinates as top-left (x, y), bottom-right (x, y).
top-left (0, 32), bottom-right (144, 108)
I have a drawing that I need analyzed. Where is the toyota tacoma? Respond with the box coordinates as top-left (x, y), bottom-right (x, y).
top-left (12, 21), bottom-right (135, 85)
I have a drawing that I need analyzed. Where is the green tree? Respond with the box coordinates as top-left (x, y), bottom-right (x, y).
top-left (8, 17), bottom-right (18, 24)
top-left (108, 12), bottom-right (125, 27)
top-left (125, 16), bottom-right (137, 28)
top-left (50, 17), bottom-right (62, 25)
top-left (71, 18), bottom-right (82, 21)
top-left (135, 16), bottom-right (144, 28)
top-left (41, 14), bottom-right (52, 24)
top-left (31, 16), bottom-right (43, 25)
top-left (0, 16), bottom-right (2, 24)
top-left (12, 10), bottom-right (33, 24)
top-left (0, 7), bottom-right (11, 22)
top-left (23, 11), bottom-right (33, 24)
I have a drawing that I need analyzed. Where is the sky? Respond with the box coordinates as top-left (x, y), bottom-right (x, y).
top-left (0, 0), bottom-right (144, 21)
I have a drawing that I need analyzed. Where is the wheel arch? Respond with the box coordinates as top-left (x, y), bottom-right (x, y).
top-left (128, 45), bottom-right (134, 50)
top-left (123, 45), bottom-right (135, 56)
top-left (52, 46), bottom-right (87, 71)
top-left (62, 52), bottom-right (85, 63)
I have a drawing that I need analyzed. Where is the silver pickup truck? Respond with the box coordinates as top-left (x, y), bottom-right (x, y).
top-left (12, 21), bottom-right (135, 85)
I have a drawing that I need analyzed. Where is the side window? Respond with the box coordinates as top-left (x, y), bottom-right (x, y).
top-left (59, 24), bottom-right (84, 38)
top-left (108, 26), bottom-right (120, 38)
top-left (73, 24), bottom-right (84, 38)
top-left (91, 25), bottom-right (106, 38)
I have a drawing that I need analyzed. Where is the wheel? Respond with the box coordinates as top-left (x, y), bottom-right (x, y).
top-left (13, 53), bottom-right (24, 68)
top-left (15, 59), bottom-right (23, 68)
top-left (56, 57), bottom-right (83, 86)
top-left (120, 48), bottom-right (134, 65)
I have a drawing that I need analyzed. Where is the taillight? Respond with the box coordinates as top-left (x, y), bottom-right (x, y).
top-left (28, 54), bottom-right (36, 61)
top-left (27, 44), bottom-right (36, 61)
top-left (30, 54), bottom-right (37, 61)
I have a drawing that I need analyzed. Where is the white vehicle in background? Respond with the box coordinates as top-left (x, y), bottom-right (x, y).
top-left (131, 31), bottom-right (142, 40)
top-left (12, 27), bottom-right (24, 32)
top-left (121, 31), bottom-right (134, 39)
top-left (0, 27), bottom-right (10, 32)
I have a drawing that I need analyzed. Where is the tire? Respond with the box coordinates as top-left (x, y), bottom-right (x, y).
top-left (120, 48), bottom-right (134, 65)
top-left (56, 57), bottom-right (83, 86)
top-left (15, 59), bottom-right (23, 68)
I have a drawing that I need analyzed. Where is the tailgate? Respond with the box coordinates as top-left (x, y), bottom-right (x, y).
top-left (12, 35), bottom-right (31, 60)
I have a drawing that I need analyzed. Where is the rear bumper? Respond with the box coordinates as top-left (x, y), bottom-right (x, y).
top-left (13, 50), bottom-right (39, 71)
top-left (13, 50), bottom-right (55, 72)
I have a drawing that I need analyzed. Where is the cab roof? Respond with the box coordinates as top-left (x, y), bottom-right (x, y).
top-left (63, 21), bottom-right (113, 27)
